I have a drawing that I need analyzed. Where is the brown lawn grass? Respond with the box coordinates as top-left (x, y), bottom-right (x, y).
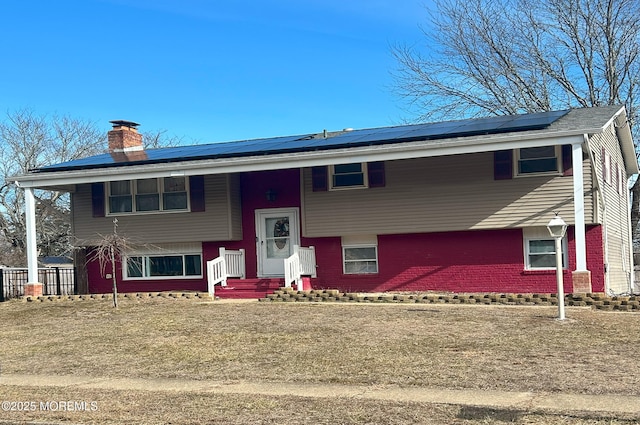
top-left (1, 297), bottom-right (639, 424)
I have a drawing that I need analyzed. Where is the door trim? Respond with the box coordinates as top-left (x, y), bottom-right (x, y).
top-left (255, 208), bottom-right (300, 277)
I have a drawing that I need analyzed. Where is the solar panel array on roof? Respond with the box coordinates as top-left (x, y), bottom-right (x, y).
top-left (36, 109), bottom-right (569, 172)
top-left (312, 109), bottom-right (569, 149)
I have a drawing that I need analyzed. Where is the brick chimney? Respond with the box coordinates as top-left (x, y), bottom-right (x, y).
top-left (108, 120), bottom-right (147, 162)
top-left (108, 120), bottom-right (143, 152)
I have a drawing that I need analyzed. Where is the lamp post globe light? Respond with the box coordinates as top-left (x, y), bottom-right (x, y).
top-left (547, 214), bottom-right (568, 320)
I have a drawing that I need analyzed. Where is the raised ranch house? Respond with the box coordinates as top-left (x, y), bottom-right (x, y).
top-left (11, 105), bottom-right (639, 298)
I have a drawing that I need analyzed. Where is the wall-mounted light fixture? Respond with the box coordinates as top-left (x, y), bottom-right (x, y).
top-left (265, 189), bottom-right (277, 202)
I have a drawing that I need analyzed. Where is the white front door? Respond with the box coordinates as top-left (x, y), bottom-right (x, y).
top-left (256, 208), bottom-right (300, 277)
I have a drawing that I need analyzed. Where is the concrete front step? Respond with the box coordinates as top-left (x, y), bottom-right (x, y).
top-left (215, 278), bottom-right (284, 299)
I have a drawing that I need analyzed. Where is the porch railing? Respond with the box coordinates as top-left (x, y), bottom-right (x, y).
top-left (284, 245), bottom-right (317, 291)
top-left (206, 248), bottom-right (245, 295)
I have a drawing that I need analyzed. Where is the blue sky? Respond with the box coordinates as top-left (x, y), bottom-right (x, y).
top-left (1, 0), bottom-right (429, 144)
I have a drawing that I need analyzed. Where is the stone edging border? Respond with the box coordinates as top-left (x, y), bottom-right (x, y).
top-left (9, 292), bottom-right (213, 303)
top-left (5, 289), bottom-right (640, 312)
top-left (259, 288), bottom-right (640, 312)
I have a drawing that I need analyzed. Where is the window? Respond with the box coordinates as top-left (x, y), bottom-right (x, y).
top-left (516, 146), bottom-right (560, 175)
top-left (603, 151), bottom-right (612, 184)
top-left (107, 177), bottom-right (189, 214)
top-left (109, 181), bottom-right (132, 213)
top-left (523, 228), bottom-right (567, 270)
top-left (619, 164), bottom-right (626, 194)
top-left (331, 163), bottom-right (368, 189)
top-left (342, 235), bottom-right (378, 274)
top-left (163, 177), bottom-right (188, 210)
top-left (124, 252), bottom-right (202, 280)
top-left (136, 179), bottom-right (159, 211)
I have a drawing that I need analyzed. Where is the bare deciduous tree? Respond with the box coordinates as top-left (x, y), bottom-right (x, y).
top-left (0, 110), bottom-right (188, 267)
top-left (0, 109), bottom-right (105, 265)
top-left (392, 0), bottom-right (640, 241)
top-left (141, 129), bottom-right (189, 149)
top-left (86, 219), bottom-right (131, 308)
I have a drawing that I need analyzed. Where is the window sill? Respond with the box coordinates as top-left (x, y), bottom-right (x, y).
top-left (123, 276), bottom-right (203, 281)
top-left (341, 273), bottom-right (379, 278)
top-left (514, 171), bottom-right (562, 178)
top-left (329, 185), bottom-right (369, 191)
top-left (522, 269), bottom-right (569, 275)
top-left (107, 208), bottom-right (190, 217)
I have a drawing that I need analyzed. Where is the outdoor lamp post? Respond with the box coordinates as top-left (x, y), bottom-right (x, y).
top-left (547, 214), bottom-right (568, 320)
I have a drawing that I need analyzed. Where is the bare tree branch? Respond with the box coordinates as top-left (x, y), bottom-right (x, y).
top-left (392, 0), bottom-right (640, 243)
top-left (0, 109), bottom-right (106, 265)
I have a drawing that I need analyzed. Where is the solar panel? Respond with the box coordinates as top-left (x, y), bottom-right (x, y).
top-left (497, 110), bottom-right (569, 131)
top-left (36, 109), bottom-right (570, 172)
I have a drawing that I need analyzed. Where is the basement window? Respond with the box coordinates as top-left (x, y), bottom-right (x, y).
top-left (523, 228), bottom-right (567, 270)
top-left (125, 252), bottom-right (202, 280)
top-left (342, 235), bottom-right (378, 274)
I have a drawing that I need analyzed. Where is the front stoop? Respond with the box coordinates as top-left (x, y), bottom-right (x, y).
top-left (215, 278), bottom-right (284, 299)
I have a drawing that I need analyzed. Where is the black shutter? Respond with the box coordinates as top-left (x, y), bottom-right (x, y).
top-left (494, 150), bottom-right (513, 180)
top-left (91, 183), bottom-right (105, 217)
top-left (562, 145), bottom-right (573, 176)
top-left (367, 161), bottom-right (386, 188)
top-left (189, 175), bottom-right (205, 212)
top-left (312, 166), bottom-right (328, 192)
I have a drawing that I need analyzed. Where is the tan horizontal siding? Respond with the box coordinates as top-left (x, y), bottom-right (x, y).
top-left (591, 128), bottom-right (633, 293)
top-left (302, 152), bottom-right (595, 237)
top-left (72, 175), bottom-right (241, 244)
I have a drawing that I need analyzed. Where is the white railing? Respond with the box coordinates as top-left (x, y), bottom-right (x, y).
top-left (223, 248), bottom-right (246, 279)
top-left (284, 245), bottom-right (316, 291)
top-left (206, 257), bottom-right (225, 296)
top-left (206, 248), bottom-right (245, 296)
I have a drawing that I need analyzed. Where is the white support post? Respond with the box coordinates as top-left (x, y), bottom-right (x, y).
top-left (555, 236), bottom-right (566, 320)
top-left (572, 142), bottom-right (587, 271)
top-left (24, 187), bottom-right (39, 284)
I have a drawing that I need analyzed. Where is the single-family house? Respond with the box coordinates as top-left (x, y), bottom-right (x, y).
top-left (11, 105), bottom-right (639, 297)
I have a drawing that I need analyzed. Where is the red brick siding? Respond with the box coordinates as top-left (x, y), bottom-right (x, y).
top-left (309, 225), bottom-right (605, 294)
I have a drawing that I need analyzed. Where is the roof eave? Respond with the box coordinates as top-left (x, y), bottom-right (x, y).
top-left (611, 107), bottom-right (640, 175)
